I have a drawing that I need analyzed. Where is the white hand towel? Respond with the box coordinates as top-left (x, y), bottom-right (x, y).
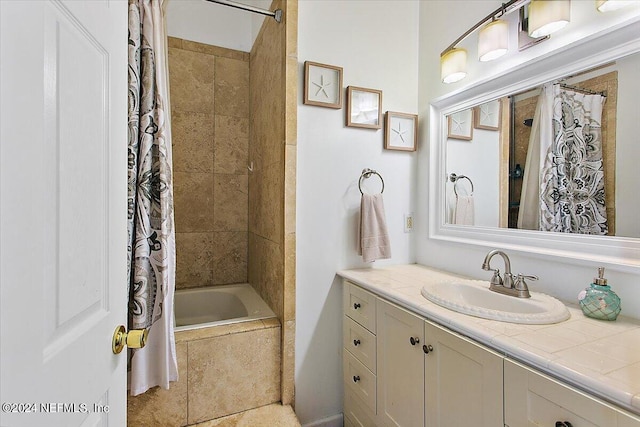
top-left (454, 195), bottom-right (475, 226)
top-left (358, 193), bottom-right (392, 263)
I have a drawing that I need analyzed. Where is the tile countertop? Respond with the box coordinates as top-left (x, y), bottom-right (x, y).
top-left (337, 264), bottom-right (640, 416)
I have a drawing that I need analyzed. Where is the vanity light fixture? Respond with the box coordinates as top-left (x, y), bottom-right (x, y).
top-left (440, 0), bottom-right (576, 84)
top-left (478, 18), bottom-right (510, 61)
top-left (441, 48), bottom-right (468, 83)
top-left (528, 0), bottom-right (571, 38)
top-left (596, 0), bottom-right (634, 12)
top-left (440, 0), bottom-right (527, 84)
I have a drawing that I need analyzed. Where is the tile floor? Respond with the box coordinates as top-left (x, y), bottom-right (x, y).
top-left (191, 404), bottom-right (300, 427)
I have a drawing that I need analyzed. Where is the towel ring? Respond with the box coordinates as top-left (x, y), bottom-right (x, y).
top-left (359, 168), bottom-right (384, 195)
top-left (449, 173), bottom-right (474, 197)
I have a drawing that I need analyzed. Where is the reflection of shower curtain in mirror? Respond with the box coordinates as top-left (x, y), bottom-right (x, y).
top-left (521, 83), bottom-right (607, 234)
top-left (518, 84), bottom-right (554, 230)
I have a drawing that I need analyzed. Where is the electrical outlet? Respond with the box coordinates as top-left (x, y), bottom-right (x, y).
top-left (404, 213), bottom-right (414, 233)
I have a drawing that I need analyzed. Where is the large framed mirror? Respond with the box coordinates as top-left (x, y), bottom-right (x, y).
top-left (429, 21), bottom-right (640, 273)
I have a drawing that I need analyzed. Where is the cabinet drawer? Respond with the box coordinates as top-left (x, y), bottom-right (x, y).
top-left (343, 350), bottom-right (376, 413)
top-left (343, 316), bottom-right (376, 373)
top-left (344, 387), bottom-right (377, 427)
top-left (343, 281), bottom-right (376, 333)
top-left (505, 359), bottom-right (640, 427)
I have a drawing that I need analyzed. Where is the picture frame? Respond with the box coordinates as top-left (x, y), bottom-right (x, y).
top-left (473, 99), bottom-right (501, 130)
top-left (303, 61), bottom-right (343, 109)
top-left (447, 109), bottom-right (474, 140)
top-left (384, 111), bottom-right (417, 151)
top-left (346, 86), bottom-right (382, 129)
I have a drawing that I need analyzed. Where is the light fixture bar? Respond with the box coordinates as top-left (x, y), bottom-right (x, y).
top-left (441, 0), bottom-right (530, 56)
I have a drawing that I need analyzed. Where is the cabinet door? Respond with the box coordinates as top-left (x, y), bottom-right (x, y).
top-left (377, 299), bottom-right (425, 427)
top-left (424, 320), bottom-right (504, 427)
top-left (505, 359), bottom-right (640, 427)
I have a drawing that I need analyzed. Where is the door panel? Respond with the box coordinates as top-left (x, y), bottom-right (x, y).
top-left (376, 299), bottom-right (424, 427)
top-left (424, 321), bottom-right (503, 427)
top-left (0, 1), bottom-right (127, 426)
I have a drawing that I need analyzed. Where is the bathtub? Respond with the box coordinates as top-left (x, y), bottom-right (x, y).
top-left (174, 283), bottom-right (276, 331)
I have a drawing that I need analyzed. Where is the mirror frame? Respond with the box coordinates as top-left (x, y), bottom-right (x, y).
top-left (429, 20), bottom-right (640, 273)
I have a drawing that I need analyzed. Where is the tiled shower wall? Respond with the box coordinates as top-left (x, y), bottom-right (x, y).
top-left (168, 37), bottom-right (250, 289)
top-left (248, 0), bottom-right (297, 405)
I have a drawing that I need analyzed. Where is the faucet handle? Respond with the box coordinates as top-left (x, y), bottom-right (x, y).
top-left (514, 274), bottom-right (538, 293)
top-left (488, 268), bottom-right (503, 287)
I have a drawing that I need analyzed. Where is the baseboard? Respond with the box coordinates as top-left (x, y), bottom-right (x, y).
top-left (302, 413), bottom-right (343, 427)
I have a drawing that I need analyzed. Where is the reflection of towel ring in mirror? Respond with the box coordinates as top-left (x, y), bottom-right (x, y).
top-left (449, 173), bottom-right (474, 197)
top-left (359, 168), bottom-right (385, 195)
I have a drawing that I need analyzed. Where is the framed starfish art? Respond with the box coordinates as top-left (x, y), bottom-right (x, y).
top-left (303, 61), bottom-right (343, 109)
top-left (346, 86), bottom-right (382, 129)
top-left (447, 108), bottom-right (474, 140)
top-left (384, 111), bottom-right (417, 151)
top-left (473, 99), bottom-right (501, 131)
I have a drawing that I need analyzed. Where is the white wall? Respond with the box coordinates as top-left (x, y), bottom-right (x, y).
top-left (446, 130), bottom-right (500, 227)
top-left (166, 0), bottom-right (252, 51)
top-left (296, 1), bottom-right (419, 424)
top-left (417, 2), bottom-right (640, 318)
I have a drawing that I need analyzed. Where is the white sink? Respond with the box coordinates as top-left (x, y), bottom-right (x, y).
top-left (421, 279), bottom-right (570, 324)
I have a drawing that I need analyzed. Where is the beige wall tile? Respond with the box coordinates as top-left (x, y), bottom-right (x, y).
top-left (214, 115), bottom-right (249, 175)
top-left (175, 232), bottom-right (214, 289)
top-left (248, 234), bottom-right (283, 320)
top-left (181, 39), bottom-right (249, 62)
top-left (214, 174), bottom-right (248, 231)
top-left (281, 319), bottom-right (295, 405)
top-left (283, 233), bottom-right (296, 322)
top-left (173, 172), bottom-right (214, 233)
top-left (168, 36), bottom-right (183, 49)
top-left (212, 231), bottom-right (247, 285)
top-left (284, 144), bottom-right (296, 235)
top-left (215, 57), bottom-right (249, 118)
top-left (168, 48), bottom-right (215, 114)
top-left (127, 342), bottom-right (188, 427)
top-left (172, 110), bottom-right (214, 173)
top-left (191, 404), bottom-right (300, 427)
top-left (187, 327), bottom-right (281, 424)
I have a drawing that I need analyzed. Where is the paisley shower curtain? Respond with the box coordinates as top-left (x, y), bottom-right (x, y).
top-left (127, 0), bottom-right (178, 395)
top-left (539, 84), bottom-right (608, 234)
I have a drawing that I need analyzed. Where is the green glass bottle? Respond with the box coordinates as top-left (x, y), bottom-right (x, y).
top-left (578, 267), bottom-right (621, 321)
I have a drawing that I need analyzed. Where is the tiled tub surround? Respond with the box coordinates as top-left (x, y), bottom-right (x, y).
top-left (127, 318), bottom-right (281, 426)
top-left (168, 36), bottom-right (250, 289)
top-left (338, 264), bottom-right (640, 415)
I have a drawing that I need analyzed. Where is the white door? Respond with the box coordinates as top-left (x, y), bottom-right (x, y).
top-left (1, 1), bottom-right (127, 426)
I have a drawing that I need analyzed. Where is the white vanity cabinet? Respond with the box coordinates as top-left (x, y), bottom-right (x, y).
top-left (504, 359), bottom-right (640, 427)
top-left (376, 299), bottom-right (425, 427)
top-left (343, 280), bottom-right (640, 427)
top-left (343, 282), bottom-right (378, 427)
top-left (345, 280), bottom-right (504, 427)
top-left (423, 320), bottom-right (503, 426)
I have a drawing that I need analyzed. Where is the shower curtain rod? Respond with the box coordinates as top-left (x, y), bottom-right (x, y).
top-left (204, 0), bottom-right (282, 23)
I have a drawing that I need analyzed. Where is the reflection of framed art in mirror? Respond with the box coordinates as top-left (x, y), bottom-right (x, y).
top-left (474, 99), bottom-right (501, 130)
top-left (447, 109), bottom-right (473, 140)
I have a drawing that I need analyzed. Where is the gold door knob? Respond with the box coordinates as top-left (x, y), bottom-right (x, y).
top-left (112, 325), bottom-right (149, 354)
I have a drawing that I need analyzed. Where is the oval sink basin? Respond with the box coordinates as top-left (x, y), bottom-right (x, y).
top-left (421, 279), bottom-right (570, 324)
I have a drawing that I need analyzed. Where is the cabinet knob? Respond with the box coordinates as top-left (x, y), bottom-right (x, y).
top-left (409, 337), bottom-right (420, 346)
top-left (353, 303), bottom-right (361, 310)
top-left (555, 423), bottom-right (573, 427)
top-left (353, 375), bottom-right (360, 383)
top-left (353, 339), bottom-right (361, 346)
top-left (423, 344), bottom-right (434, 354)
